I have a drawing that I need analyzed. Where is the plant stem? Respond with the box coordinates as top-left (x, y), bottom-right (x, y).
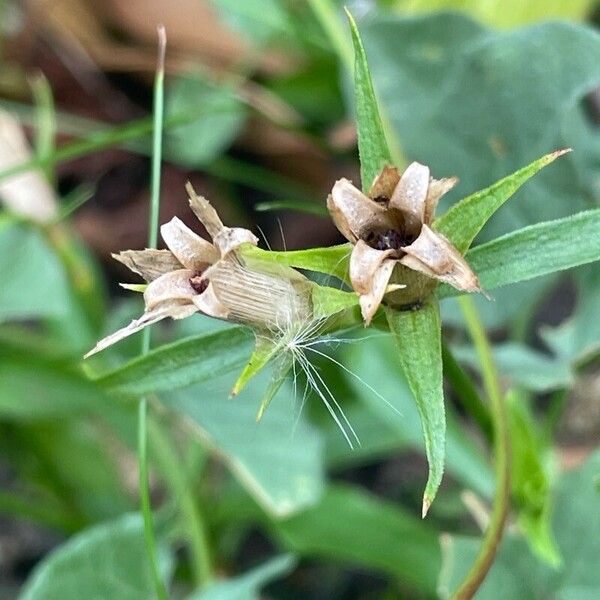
top-left (138, 26), bottom-right (168, 600)
top-left (452, 296), bottom-right (510, 600)
top-left (441, 342), bottom-right (493, 443)
top-left (148, 417), bottom-right (214, 587)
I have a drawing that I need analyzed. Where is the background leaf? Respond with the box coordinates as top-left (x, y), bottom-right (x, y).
top-left (19, 514), bottom-right (172, 600)
top-left (277, 485), bottom-right (441, 594)
top-left (187, 555), bottom-right (295, 600)
top-left (0, 222), bottom-right (71, 322)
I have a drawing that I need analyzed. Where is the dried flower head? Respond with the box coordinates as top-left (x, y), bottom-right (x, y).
top-left (85, 184), bottom-right (312, 357)
top-left (328, 162), bottom-right (481, 323)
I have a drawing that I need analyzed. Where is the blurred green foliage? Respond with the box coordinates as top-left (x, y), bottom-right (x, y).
top-left (1, 0), bottom-right (600, 598)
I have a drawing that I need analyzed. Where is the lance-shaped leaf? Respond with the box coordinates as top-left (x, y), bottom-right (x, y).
top-left (241, 244), bottom-right (352, 282)
top-left (385, 300), bottom-right (444, 516)
top-left (346, 9), bottom-right (392, 192)
top-left (434, 149), bottom-right (571, 254)
top-left (93, 327), bottom-right (253, 395)
top-left (438, 208), bottom-right (600, 298)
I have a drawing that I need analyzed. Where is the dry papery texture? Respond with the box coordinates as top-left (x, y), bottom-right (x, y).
top-left (328, 162), bottom-right (481, 323)
top-left (86, 183), bottom-right (312, 358)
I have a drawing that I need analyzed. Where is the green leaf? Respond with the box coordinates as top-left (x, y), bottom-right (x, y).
top-left (163, 371), bottom-right (325, 517)
top-left (329, 330), bottom-right (493, 496)
top-left (361, 15), bottom-right (600, 327)
top-left (451, 342), bottom-right (573, 392)
top-left (439, 451), bottom-right (600, 599)
top-left (0, 222), bottom-right (71, 322)
top-left (438, 209), bottom-right (600, 298)
top-left (507, 390), bottom-right (560, 565)
top-left (385, 300), bottom-right (445, 515)
top-left (276, 485), bottom-right (441, 594)
top-left (540, 262), bottom-right (600, 364)
top-left (392, 0), bottom-right (595, 28)
top-left (231, 335), bottom-right (279, 398)
top-left (165, 75), bottom-right (246, 166)
top-left (346, 9), bottom-right (392, 192)
top-left (187, 555), bottom-right (295, 600)
top-left (0, 351), bottom-right (110, 419)
top-left (94, 327), bottom-right (254, 396)
top-left (434, 149), bottom-right (570, 254)
top-left (20, 514), bottom-right (172, 600)
top-left (241, 244), bottom-right (352, 282)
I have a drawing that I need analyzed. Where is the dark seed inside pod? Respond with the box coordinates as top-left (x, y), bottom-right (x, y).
top-left (189, 275), bottom-right (209, 294)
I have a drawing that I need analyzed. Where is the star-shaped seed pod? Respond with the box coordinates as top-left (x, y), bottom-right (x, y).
top-left (327, 162), bottom-right (482, 324)
top-left (85, 184), bottom-right (312, 358)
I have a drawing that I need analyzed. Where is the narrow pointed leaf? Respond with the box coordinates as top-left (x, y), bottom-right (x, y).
top-left (438, 208), bottom-right (600, 298)
top-left (346, 9), bottom-right (392, 192)
top-left (434, 149), bottom-right (571, 254)
top-left (241, 244), bottom-right (352, 282)
top-left (256, 356), bottom-right (292, 421)
top-left (93, 327), bottom-right (253, 395)
top-left (231, 335), bottom-right (279, 397)
top-left (385, 300), bottom-right (444, 515)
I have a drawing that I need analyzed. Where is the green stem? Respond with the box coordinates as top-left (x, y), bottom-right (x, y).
top-left (148, 416), bottom-right (214, 587)
top-left (138, 26), bottom-right (168, 600)
top-left (441, 342), bottom-right (493, 443)
top-left (452, 296), bottom-right (510, 600)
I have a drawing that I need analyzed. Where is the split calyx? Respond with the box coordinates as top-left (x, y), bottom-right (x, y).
top-left (86, 162), bottom-right (482, 358)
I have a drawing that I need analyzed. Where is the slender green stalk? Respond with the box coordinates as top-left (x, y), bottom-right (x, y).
top-left (452, 296), bottom-right (510, 600)
top-left (148, 417), bottom-right (214, 587)
top-left (31, 73), bottom-right (57, 184)
top-left (441, 342), bottom-right (493, 443)
top-left (138, 26), bottom-right (168, 600)
top-left (307, 0), bottom-right (354, 70)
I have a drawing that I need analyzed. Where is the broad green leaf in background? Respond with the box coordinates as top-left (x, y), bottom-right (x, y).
top-left (390, 0), bottom-right (596, 28)
top-left (187, 555), bottom-right (295, 600)
top-left (165, 75), bottom-right (246, 167)
top-left (276, 485), bottom-right (441, 594)
top-left (0, 221), bottom-right (71, 322)
top-left (438, 451), bottom-right (600, 599)
top-left (0, 352), bottom-right (111, 419)
top-left (346, 9), bottom-right (392, 192)
top-left (163, 371), bottom-right (325, 517)
top-left (211, 0), bottom-right (293, 45)
top-left (360, 14), bottom-right (600, 326)
top-left (434, 149), bottom-right (570, 254)
top-left (362, 15), bottom-right (600, 241)
top-left (438, 209), bottom-right (600, 299)
top-left (385, 300), bottom-right (445, 515)
top-left (451, 342), bottom-right (573, 393)
top-left (541, 262), bottom-right (600, 364)
top-left (20, 514), bottom-right (172, 600)
top-left (93, 327), bottom-right (254, 396)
